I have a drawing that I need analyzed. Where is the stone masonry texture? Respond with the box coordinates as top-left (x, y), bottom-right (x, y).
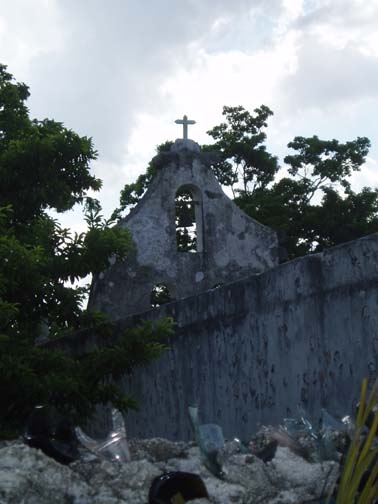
top-left (88, 139), bottom-right (279, 318)
top-left (50, 234), bottom-right (378, 441)
top-left (118, 233), bottom-right (378, 440)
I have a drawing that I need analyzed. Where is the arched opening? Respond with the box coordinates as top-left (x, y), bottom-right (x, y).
top-left (151, 283), bottom-right (172, 308)
top-left (175, 186), bottom-right (203, 253)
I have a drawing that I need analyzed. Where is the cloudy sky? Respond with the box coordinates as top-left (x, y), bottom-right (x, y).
top-left (1, 0), bottom-right (378, 231)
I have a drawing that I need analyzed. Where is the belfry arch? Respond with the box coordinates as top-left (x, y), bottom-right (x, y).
top-left (175, 184), bottom-right (203, 253)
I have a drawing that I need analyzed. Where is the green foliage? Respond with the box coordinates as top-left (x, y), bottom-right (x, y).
top-left (0, 318), bottom-right (173, 436)
top-left (112, 140), bottom-right (173, 219)
top-left (285, 135), bottom-right (370, 194)
top-left (0, 64), bottom-right (170, 438)
top-left (236, 183), bottom-right (378, 259)
top-left (205, 105), bottom-right (279, 196)
top-left (82, 318), bottom-right (173, 384)
top-left (334, 378), bottom-right (378, 503)
top-left (206, 106), bottom-right (373, 259)
top-left (0, 63), bottom-right (101, 224)
top-left (0, 201), bottom-right (131, 340)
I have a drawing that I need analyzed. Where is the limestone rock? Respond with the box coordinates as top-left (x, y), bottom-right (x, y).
top-left (0, 438), bottom-right (339, 503)
top-left (128, 437), bottom-right (189, 462)
top-left (0, 441), bottom-right (93, 504)
top-left (268, 447), bottom-right (338, 503)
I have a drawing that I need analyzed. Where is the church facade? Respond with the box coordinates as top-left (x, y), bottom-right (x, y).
top-left (89, 136), bottom-right (279, 319)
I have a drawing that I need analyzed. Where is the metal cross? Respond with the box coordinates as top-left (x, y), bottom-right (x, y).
top-left (175, 115), bottom-right (196, 140)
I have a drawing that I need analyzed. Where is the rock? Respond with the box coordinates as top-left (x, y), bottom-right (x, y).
top-left (0, 438), bottom-right (340, 503)
top-left (223, 454), bottom-right (277, 502)
top-left (0, 442), bottom-right (93, 503)
top-left (77, 458), bottom-right (161, 503)
top-left (268, 447), bottom-right (339, 503)
top-left (128, 437), bottom-right (189, 462)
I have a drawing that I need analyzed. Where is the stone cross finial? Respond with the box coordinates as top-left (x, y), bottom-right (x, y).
top-left (175, 115), bottom-right (196, 140)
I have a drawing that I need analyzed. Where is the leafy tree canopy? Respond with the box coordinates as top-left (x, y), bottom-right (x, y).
top-left (115, 104), bottom-right (375, 260)
top-left (112, 140), bottom-right (173, 220)
top-left (235, 130), bottom-right (372, 258)
top-left (204, 105), bottom-right (279, 196)
top-left (0, 64), bottom-right (171, 438)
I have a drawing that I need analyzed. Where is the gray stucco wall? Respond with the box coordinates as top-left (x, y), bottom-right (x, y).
top-left (48, 234), bottom-right (378, 441)
top-left (89, 141), bottom-right (278, 319)
top-left (118, 233), bottom-right (378, 441)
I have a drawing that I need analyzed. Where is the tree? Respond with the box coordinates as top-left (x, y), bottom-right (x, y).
top-left (204, 105), bottom-right (279, 196)
top-left (115, 104), bottom-right (375, 260)
top-left (0, 65), bottom-right (172, 438)
top-left (112, 140), bottom-right (173, 219)
top-left (235, 133), bottom-right (372, 258)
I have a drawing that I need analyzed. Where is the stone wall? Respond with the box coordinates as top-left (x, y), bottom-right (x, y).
top-left (51, 234), bottom-right (378, 441)
top-left (89, 142), bottom-right (278, 319)
top-left (119, 233), bottom-right (378, 441)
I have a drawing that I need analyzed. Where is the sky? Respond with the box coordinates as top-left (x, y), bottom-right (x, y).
top-left (1, 0), bottom-right (378, 232)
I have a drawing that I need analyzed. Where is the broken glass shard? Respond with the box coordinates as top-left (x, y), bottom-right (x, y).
top-left (231, 437), bottom-right (250, 454)
top-left (283, 406), bottom-right (341, 462)
top-left (283, 417), bottom-right (305, 436)
top-left (321, 408), bottom-right (347, 431)
top-left (297, 405), bottom-right (318, 440)
top-left (188, 406), bottom-right (225, 478)
top-left (75, 408), bottom-right (131, 463)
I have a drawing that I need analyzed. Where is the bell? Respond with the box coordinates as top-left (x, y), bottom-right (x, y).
top-left (176, 208), bottom-right (195, 228)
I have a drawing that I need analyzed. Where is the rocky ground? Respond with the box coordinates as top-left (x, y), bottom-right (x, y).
top-left (0, 431), bottom-right (340, 504)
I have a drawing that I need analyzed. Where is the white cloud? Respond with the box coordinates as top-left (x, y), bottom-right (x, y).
top-left (350, 156), bottom-right (378, 191)
top-left (1, 0), bottom-right (378, 231)
top-left (281, 36), bottom-right (378, 111)
top-left (0, 0), bottom-right (64, 74)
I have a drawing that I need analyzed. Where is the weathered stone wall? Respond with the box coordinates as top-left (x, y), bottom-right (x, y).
top-left (50, 234), bottom-right (378, 441)
top-left (118, 233), bottom-right (378, 441)
top-left (89, 141), bottom-right (278, 319)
